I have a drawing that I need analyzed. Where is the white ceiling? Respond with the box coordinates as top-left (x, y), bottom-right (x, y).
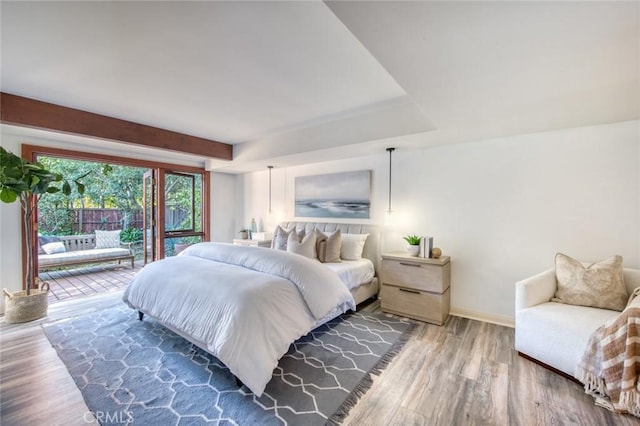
top-left (1, 1), bottom-right (638, 173)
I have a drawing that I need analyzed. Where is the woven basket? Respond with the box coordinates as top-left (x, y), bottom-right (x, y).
top-left (3, 281), bottom-right (50, 324)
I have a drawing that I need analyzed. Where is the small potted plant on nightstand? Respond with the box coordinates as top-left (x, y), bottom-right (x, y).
top-left (403, 234), bottom-right (421, 257)
top-left (238, 229), bottom-right (249, 240)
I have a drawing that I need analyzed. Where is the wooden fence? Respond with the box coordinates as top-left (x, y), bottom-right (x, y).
top-left (39, 208), bottom-right (143, 235)
top-left (73, 209), bottom-right (143, 234)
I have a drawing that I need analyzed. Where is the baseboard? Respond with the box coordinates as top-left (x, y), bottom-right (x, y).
top-left (517, 352), bottom-right (581, 384)
top-left (450, 307), bottom-right (514, 328)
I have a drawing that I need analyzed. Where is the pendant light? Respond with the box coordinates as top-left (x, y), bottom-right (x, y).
top-left (386, 148), bottom-right (395, 213)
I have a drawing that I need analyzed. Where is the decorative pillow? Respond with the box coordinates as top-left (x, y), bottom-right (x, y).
top-left (38, 235), bottom-right (61, 255)
top-left (271, 226), bottom-right (304, 251)
top-left (271, 226), bottom-right (288, 250)
top-left (287, 230), bottom-right (317, 259)
top-left (552, 253), bottom-right (627, 311)
top-left (341, 233), bottom-right (369, 261)
top-left (95, 230), bottom-right (122, 249)
top-left (42, 241), bottom-right (66, 255)
top-left (316, 229), bottom-right (342, 263)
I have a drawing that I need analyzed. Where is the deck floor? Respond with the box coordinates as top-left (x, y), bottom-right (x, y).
top-left (39, 261), bottom-right (143, 304)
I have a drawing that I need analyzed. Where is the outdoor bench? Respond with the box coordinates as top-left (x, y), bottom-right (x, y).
top-left (38, 233), bottom-right (134, 271)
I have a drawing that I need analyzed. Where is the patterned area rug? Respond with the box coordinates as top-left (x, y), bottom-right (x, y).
top-left (43, 305), bottom-right (414, 425)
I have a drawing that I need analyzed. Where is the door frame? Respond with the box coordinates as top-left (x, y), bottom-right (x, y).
top-left (143, 168), bottom-right (207, 263)
top-left (142, 169), bottom-right (157, 265)
top-left (21, 144), bottom-right (210, 289)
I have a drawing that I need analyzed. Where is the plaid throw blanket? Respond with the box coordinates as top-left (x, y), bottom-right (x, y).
top-left (575, 287), bottom-right (640, 417)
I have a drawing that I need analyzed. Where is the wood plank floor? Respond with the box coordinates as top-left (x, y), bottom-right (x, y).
top-left (1, 293), bottom-right (638, 425)
top-left (40, 262), bottom-right (142, 303)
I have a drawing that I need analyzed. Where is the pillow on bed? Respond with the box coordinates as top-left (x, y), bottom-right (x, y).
top-left (271, 226), bottom-right (304, 251)
top-left (287, 231), bottom-right (317, 259)
top-left (341, 233), bottom-right (369, 261)
top-left (316, 229), bottom-right (342, 263)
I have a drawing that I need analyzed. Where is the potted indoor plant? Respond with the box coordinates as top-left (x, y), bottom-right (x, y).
top-left (403, 234), bottom-right (421, 257)
top-left (0, 147), bottom-right (86, 323)
top-left (238, 229), bottom-right (249, 240)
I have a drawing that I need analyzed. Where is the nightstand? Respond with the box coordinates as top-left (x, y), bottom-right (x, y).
top-left (232, 239), bottom-right (272, 248)
top-left (380, 252), bottom-right (451, 325)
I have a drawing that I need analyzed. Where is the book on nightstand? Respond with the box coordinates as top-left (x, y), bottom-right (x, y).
top-left (419, 236), bottom-right (433, 258)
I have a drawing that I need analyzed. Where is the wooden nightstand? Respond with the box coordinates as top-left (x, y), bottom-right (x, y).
top-left (380, 252), bottom-right (451, 325)
top-left (232, 239), bottom-right (272, 248)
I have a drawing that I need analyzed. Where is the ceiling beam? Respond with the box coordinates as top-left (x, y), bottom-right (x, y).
top-left (0, 92), bottom-right (233, 160)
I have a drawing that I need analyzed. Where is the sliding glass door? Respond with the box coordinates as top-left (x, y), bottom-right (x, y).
top-left (21, 145), bottom-right (210, 290)
top-left (142, 169), bottom-right (206, 263)
top-left (162, 171), bottom-right (205, 256)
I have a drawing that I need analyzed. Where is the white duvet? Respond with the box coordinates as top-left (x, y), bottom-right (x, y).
top-left (123, 242), bottom-right (355, 396)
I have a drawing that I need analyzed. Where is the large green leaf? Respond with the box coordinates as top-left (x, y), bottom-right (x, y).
top-left (0, 187), bottom-right (17, 203)
top-left (62, 180), bottom-right (71, 195)
top-left (75, 182), bottom-right (85, 195)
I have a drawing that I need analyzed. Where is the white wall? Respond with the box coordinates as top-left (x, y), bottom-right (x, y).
top-left (239, 121), bottom-right (640, 324)
top-left (210, 172), bottom-right (237, 243)
top-left (1, 133), bottom-right (27, 314)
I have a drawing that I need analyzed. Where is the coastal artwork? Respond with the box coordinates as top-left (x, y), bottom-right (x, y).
top-left (295, 170), bottom-right (371, 219)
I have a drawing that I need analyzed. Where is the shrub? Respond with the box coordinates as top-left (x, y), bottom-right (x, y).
top-left (121, 227), bottom-right (143, 243)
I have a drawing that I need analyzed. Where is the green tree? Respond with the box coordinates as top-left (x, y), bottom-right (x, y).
top-left (37, 157), bottom-right (145, 234)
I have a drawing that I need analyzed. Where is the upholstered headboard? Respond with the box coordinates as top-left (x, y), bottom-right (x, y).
top-left (279, 221), bottom-right (381, 274)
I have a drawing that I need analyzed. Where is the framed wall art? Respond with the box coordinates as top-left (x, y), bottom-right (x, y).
top-left (294, 170), bottom-right (371, 219)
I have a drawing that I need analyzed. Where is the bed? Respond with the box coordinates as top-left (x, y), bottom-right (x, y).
top-left (123, 222), bottom-right (379, 397)
top-left (279, 221), bottom-right (380, 304)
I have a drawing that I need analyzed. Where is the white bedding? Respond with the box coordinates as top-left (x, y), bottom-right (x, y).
top-left (123, 242), bottom-right (355, 396)
top-left (324, 259), bottom-right (375, 290)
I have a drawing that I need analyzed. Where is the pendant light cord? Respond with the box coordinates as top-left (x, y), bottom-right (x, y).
top-left (267, 166), bottom-right (273, 213)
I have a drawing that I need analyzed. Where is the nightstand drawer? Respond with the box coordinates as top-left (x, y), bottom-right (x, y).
top-left (380, 284), bottom-right (450, 325)
top-left (383, 259), bottom-right (449, 293)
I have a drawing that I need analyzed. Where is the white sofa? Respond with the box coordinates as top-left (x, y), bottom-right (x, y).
top-left (515, 267), bottom-right (640, 378)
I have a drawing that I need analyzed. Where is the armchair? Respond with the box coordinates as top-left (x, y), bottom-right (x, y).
top-left (515, 267), bottom-right (640, 378)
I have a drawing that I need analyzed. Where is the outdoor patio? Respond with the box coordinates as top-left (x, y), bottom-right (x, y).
top-left (40, 261), bottom-right (143, 304)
